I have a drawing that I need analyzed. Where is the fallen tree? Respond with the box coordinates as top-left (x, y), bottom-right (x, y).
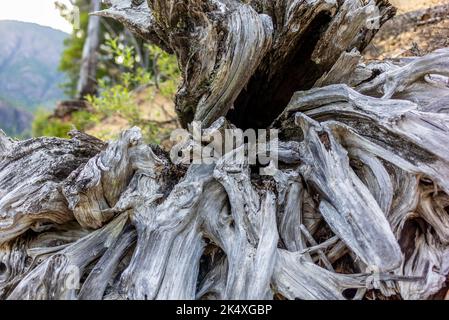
top-left (1, 0), bottom-right (449, 300)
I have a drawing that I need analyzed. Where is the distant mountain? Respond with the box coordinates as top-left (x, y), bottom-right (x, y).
top-left (0, 101), bottom-right (33, 137)
top-left (0, 20), bottom-right (68, 136)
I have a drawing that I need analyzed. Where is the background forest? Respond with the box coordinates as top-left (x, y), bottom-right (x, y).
top-left (1, 0), bottom-right (180, 144)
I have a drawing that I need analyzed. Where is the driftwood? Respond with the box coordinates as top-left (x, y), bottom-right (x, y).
top-left (1, 0), bottom-right (449, 300)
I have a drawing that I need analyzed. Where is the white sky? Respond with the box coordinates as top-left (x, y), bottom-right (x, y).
top-left (0, 0), bottom-right (74, 33)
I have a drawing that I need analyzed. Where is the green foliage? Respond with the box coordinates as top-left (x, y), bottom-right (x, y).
top-left (87, 82), bottom-right (138, 119)
top-left (86, 39), bottom-right (142, 121)
top-left (57, 0), bottom-right (90, 97)
top-left (57, 0), bottom-right (180, 99)
top-left (106, 38), bottom-right (136, 70)
top-left (32, 109), bottom-right (72, 138)
top-left (71, 110), bottom-right (100, 130)
top-left (85, 76), bottom-right (152, 141)
top-left (101, 37), bottom-right (180, 92)
top-left (83, 39), bottom-right (179, 143)
top-left (146, 44), bottom-right (180, 97)
top-left (57, 1), bottom-right (124, 97)
top-left (41, 31), bottom-right (180, 142)
top-left (32, 108), bottom-right (98, 139)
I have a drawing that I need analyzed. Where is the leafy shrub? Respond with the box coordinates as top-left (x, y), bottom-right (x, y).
top-left (32, 109), bottom-right (72, 138)
top-left (84, 39), bottom-right (180, 143)
top-left (34, 37), bottom-right (180, 143)
top-left (32, 108), bottom-right (99, 139)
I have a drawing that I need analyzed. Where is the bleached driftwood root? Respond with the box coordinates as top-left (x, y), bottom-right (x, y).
top-left (1, 0), bottom-right (449, 300)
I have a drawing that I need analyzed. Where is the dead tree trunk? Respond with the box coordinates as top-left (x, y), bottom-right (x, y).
top-left (76, 0), bottom-right (102, 99)
top-left (1, 0), bottom-right (449, 300)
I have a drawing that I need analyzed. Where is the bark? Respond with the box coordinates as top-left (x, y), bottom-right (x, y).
top-left (1, 0), bottom-right (449, 300)
top-left (77, 0), bottom-right (102, 99)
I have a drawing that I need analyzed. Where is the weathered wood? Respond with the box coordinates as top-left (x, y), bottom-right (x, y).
top-left (97, 0), bottom-right (395, 129)
top-left (1, 0), bottom-right (449, 301)
top-left (357, 48), bottom-right (449, 98)
top-left (295, 114), bottom-right (402, 272)
top-left (7, 213), bottom-right (128, 300)
top-left (0, 131), bottom-right (103, 244)
top-left (63, 128), bottom-right (144, 229)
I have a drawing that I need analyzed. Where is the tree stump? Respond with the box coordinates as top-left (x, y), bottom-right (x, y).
top-left (1, 0), bottom-right (449, 300)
